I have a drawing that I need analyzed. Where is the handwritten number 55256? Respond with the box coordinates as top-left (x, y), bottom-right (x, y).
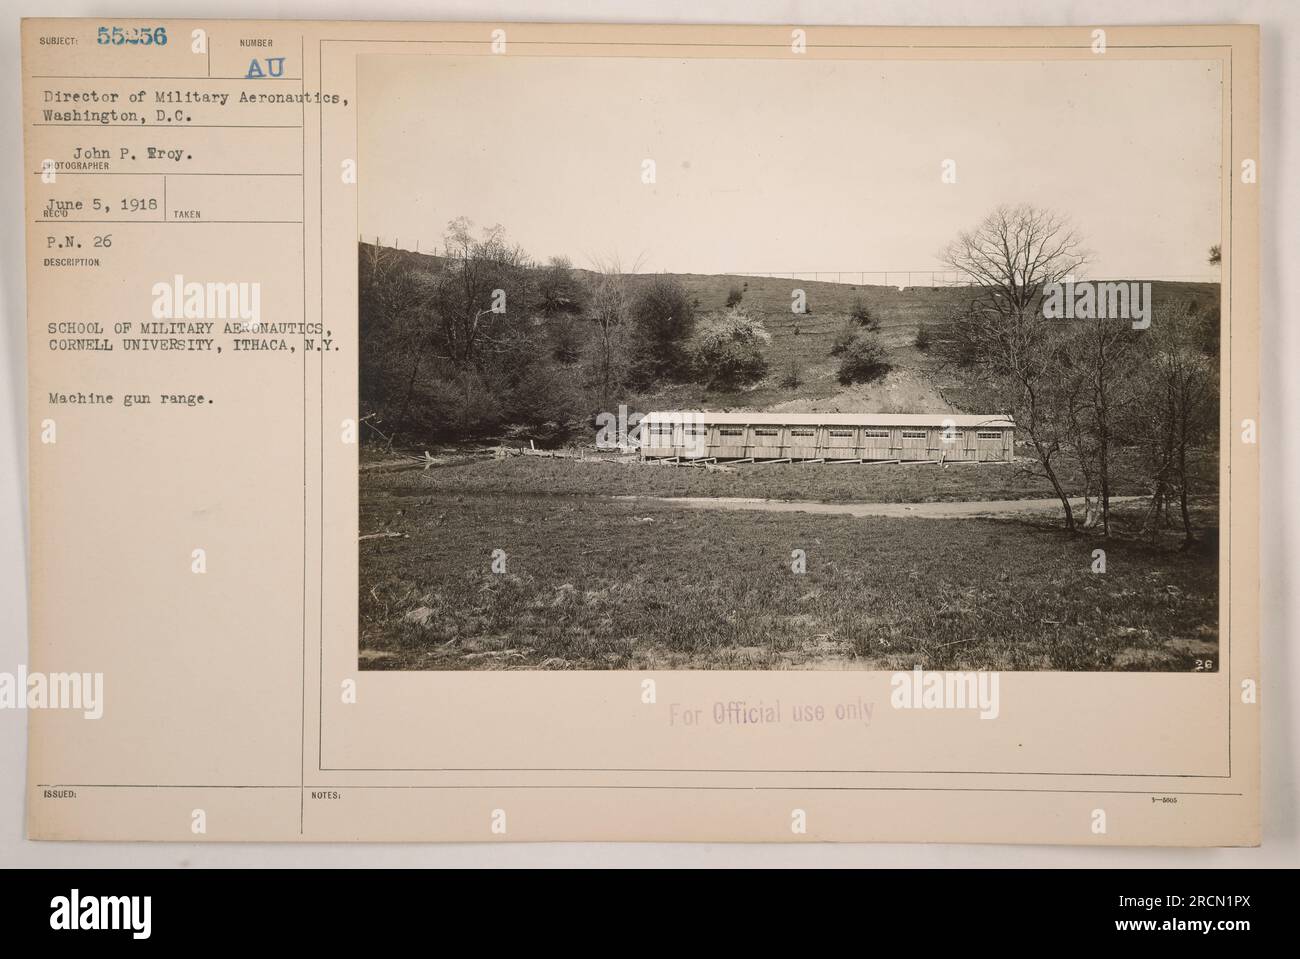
top-left (96, 26), bottom-right (168, 46)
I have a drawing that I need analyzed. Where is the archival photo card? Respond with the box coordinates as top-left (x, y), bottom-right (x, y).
top-left (21, 19), bottom-right (1259, 844)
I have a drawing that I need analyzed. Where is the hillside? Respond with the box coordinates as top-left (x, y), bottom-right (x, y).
top-left (360, 242), bottom-right (1218, 419)
top-left (617, 272), bottom-right (978, 413)
top-left (620, 272), bottom-right (1219, 414)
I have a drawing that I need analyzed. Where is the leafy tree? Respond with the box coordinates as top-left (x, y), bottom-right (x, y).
top-left (629, 274), bottom-right (696, 383)
top-left (358, 243), bottom-right (423, 443)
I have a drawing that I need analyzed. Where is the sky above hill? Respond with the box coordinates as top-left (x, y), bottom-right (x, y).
top-left (359, 53), bottom-right (1223, 281)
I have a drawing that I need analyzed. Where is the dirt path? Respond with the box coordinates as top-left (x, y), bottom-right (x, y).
top-left (613, 494), bottom-right (1144, 520)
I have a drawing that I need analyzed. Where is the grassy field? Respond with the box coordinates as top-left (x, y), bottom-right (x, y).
top-left (363, 447), bottom-right (1214, 505)
top-left (359, 475), bottom-right (1219, 671)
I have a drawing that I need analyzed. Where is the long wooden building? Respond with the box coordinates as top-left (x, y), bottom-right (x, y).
top-left (638, 412), bottom-right (1016, 463)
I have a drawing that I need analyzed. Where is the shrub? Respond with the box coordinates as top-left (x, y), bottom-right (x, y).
top-left (914, 323), bottom-right (932, 351)
top-left (725, 285), bottom-right (744, 307)
top-left (415, 365), bottom-right (506, 440)
top-left (831, 321), bottom-right (857, 356)
top-left (534, 256), bottom-right (587, 318)
top-left (691, 308), bottom-right (771, 389)
top-left (836, 333), bottom-right (890, 385)
top-left (548, 315), bottom-right (582, 363)
top-left (850, 296), bottom-right (878, 330)
top-left (501, 364), bottom-right (584, 447)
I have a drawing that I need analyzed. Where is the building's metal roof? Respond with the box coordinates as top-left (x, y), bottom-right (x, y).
top-left (640, 411), bottom-right (1015, 428)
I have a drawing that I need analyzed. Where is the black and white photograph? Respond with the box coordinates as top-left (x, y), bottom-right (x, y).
top-left (356, 53), bottom-right (1224, 672)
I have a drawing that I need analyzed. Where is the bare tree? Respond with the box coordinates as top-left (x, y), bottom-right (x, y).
top-left (535, 255), bottom-right (586, 318)
top-left (1127, 299), bottom-right (1218, 545)
top-left (939, 204), bottom-right (1090, 530)
top-left (431, 217), bottom-right (532, 367)
top-left (586, 253), bottom-right (639, 410)
top-left (361, 236), bottom-right (398, 284)
top-left (1057, 362), bottom-right (1099, 525)
top-left (942, 204), bottom-right (1089, 317)
top-left (378, 219), bottom-right (531, 440)
top-left (1060, 314), bottom-right (1142, 533)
